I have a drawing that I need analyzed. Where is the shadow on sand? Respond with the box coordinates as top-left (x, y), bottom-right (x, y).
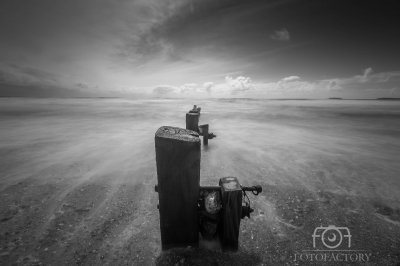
top-left (154, 245), bottom-right (262, 266)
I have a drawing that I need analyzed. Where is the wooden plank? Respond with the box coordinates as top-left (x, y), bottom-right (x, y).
top-left (155, 126), bottom-right (201, 250)
top-left (219, 176), bottom-right (243, 252)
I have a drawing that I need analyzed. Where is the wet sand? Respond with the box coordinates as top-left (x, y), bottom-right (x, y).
top-left (0, 98), bottom-right (399, 265)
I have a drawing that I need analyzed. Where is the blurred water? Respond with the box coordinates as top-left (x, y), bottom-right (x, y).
top-left (1, 97), bottom-right (400, 207)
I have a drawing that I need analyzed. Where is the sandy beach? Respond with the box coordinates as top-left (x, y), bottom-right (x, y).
top-left (1, 98), bottom-right (399, 265)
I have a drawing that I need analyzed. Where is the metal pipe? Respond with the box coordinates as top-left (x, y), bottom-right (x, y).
top-left (199, 186), bottom-right (221, 191)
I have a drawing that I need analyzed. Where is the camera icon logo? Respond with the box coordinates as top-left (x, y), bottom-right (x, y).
top-left (312, 225), bottom-right (352, 249)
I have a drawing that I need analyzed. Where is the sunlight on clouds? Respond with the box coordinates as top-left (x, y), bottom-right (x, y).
top-left (144, 68), bottom-right (400, 98)
top-left (151, 76), bottom-right (254, 96)
top-left (224, 76), bottom-right (254, 93)
top-left (200, 76), bottom-right (255, 95)
top-left (253, 76), bottom-right (344, 94)
top-left (153, 85), bottom-right (180, 94)
top-left (180, 83), bottom-right (198, 93)
top-left (203, 82), bottom-right (214, 92)
top-left (282, 76), bottom-right (300, 82)
top-left (1, 0), bottom-right (400, 99)
top-left (334, 68), bottom-right (400, 85)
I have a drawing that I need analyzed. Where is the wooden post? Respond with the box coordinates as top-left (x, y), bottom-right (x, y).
top-left (155, 126), bottom-right (201, 250)
top-left (219, 176), bottom-right (243, 252)
top-left (202, 124), bottom-right (209, 145)
top-left (186, 112), bottom-right (199, 133)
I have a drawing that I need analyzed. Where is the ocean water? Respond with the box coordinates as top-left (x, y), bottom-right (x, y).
top-left (1, 97), bottom-right (400, 264)
top-left (1, 98), bottom-right (399, 205)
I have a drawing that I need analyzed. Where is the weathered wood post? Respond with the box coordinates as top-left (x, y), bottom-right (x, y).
top-left (219, 176), bottom-right (243, 252)
top-left (154, 126), bottom-right (201, 250)
top-left (186, 112), bottom-right (199, 133)
top-left (200, 124), bottom-right (209, 145)
top-left (185, 105), bottom-right (216, 145)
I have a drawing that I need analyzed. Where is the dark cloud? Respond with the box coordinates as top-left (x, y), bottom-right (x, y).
top-left (0, 68), bottom-right (24, 86)
top-left (1, 0), bottom-right (400, 98)
top-left (111, 0), bottom-right (300, 70)
top-left (0, 71), bottom-right (6, 84)
top-left (7, 64), bottom-right (60, 84)
top-left (74, 82), bottom-right (89, 89)
top-left (270, 28), bottom-right (290, 41)
top-left (390, 87), bottom-right (399, 96)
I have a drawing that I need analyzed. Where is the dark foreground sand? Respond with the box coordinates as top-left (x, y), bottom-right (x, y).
top-left (0, 98), bottom-right (399, 265)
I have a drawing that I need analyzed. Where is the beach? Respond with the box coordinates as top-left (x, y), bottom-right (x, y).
top-left (1, 98), bottom-right (400, 265)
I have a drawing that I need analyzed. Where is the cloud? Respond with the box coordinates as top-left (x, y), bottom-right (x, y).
top-left (74, 81), bottom-right (89, 89)
top-left (225, 76), bottom-right (254, 93)
top-left (363, 67), bottom-right (373, 78)
top-left (282, 76), bottom-right (300, 82)
top-left (390, 87), bottom-right (399, 96)
top-left (7, 63), bottom-right (60, 86)
top-left (203, 82), bottom-right (214, 92)
top-left (249, 68), bottom-right (400, 96)
top-left (348, 67), bottom-right (373, 83)
top-left (152, 83), bottom-right (207, 95)
top-left (270, 28), bottom-right (290, 41)
top-left (184, 83), bottom-right (197, 87)
top-left (327, 80), bottom-right (344, 91)
top-left (180, 83), bottom-right (199, 93)
top-left (200, 76), bottom-right (254, 95)
top-left (110, 1), bottom-right (190, 69)
top-left (372, 71), bottom-right (400, 83)
top-left (73, 81), bottom-right (104, 93)
top-left (0, 70), bottom-right (12, 84)
top-left (333, 68), bottom-right (400, 85)
top-left (254, 75), bottom-right (345, 94)
top-left (153, 85), bottom-right (180, 94)
top-left (0, 67), bottom-right (39, 87)
top-left (150, 76), bottom-right (254, 96)
top-left (121, 68), bottom-right (400, 97)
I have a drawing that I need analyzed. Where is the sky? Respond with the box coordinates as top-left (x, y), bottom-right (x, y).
top-left (1, 0), bottom-right (400, 99)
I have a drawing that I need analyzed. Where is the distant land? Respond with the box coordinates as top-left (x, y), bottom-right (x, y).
top-left (1, 96), bottom-right (400, 101)
top-left (0, 96), bottom-right (121, 99)
top-left (376, 98), bottom-right (400, 100)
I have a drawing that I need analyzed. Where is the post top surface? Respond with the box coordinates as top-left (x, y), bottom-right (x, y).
top-left (155, 126), bottom-right (200, 142)
top-left (219, 176), bottom-right (242, 191)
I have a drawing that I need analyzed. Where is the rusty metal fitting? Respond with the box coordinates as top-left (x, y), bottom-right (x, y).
top-left (208, 133), bottom-right (217, 139)
top-left (189, 105), bottom-right (201, 114)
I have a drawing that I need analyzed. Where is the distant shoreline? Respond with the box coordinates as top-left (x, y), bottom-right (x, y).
top-left (0, 96), bottom-right (121, 99)
top-left (1, 96), bottom-right (400, 101)
top-left (376, 98), bottom-right (400, 100)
